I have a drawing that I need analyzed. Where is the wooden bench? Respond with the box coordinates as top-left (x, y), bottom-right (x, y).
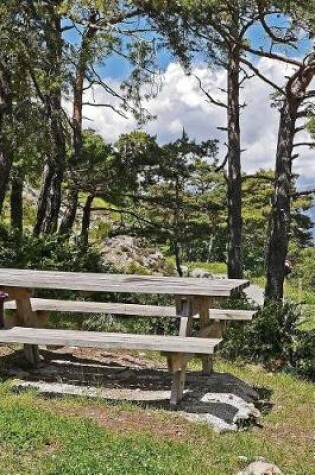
top-left (4, 298), bottom-right (255, 337)
top-left (4, 298), bottom-right (254, 353)
top-left (3, 298), bottom-right (254, 406)
top-left (2, 298), bottom-right (222, 407)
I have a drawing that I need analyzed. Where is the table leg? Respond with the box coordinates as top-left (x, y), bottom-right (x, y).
top-left (167, 296), bottom-right (194, 407)
top-left (193, 296), bottom-right (214, 374)
top-left (169, 353), bottom-right (188, 408)
top-left (176, 297), bottom-right (193, 337)
top-left (14, 289), bottom-right (40, 366)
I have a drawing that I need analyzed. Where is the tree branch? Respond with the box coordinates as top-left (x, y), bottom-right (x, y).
top-left (256, 0), bottom-right (297, 45)
top-left (240, 57), bottom-right (284, 94)
top-left (191, 73), bottom-right (227, 108)
top-left (293, 141), bottom-right (315, 148)
top-left (82, 102), bottom-right (127, 118)
top-left (291, 188), bottom-right (315, 197)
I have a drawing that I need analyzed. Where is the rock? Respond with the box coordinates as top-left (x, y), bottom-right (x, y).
top-left (233, 403), bottom-right (261, 429)
top-left (190, 268), bottom-right (213, 279)
top-left (102, 235), bottom-right (168, 274)
top-left (236, 460), bottom-right (283, 475)
top-left (180, 265), bottom-right (189, 276)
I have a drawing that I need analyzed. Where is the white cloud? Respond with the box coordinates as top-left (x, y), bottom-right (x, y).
top-left (82, 59), bottom-right (315, 187)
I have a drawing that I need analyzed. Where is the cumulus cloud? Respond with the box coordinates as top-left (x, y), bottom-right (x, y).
top-left (82, 58), bottom-right (315, 187)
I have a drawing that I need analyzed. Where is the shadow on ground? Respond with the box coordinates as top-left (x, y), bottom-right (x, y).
top-left (0, 346), bottom-right (272, 432)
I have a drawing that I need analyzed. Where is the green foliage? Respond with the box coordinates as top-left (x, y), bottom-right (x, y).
top-left (221, 302), bottom-right (314, 380)
top-left (293, 329), bottom-right (315, 380)
top-left (0, 225), bottom-right (105, 273)
top-left (185, 261), bottom-right (227, 274)
top-left (294, 246), bottom-right (315, 289)
top-left (126, 261), bottom-right (151, 275)
top-left (122, 131), bottom-right (225, 268)
top-left (242, 171), bottom-right (314, 275)
top-left (81, 313), bottom-right (178, 336)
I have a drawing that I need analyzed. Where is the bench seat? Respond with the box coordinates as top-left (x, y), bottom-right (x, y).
top-left (0, 327), bottom-right (221, 354)
top-left (4, 298), bottom-right (255, 321)
top-left (0, 327), bottom-right (221, 407)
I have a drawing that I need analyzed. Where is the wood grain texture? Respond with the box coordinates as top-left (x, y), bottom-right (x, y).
top-left (4, 299), bottom-right (255, 320)
top-left (0, 327), bottom-right (221, 354)
top-left (0, 269), bottom-right (249, 296)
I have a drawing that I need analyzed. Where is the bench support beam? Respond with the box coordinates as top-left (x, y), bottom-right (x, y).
top-left (168, 354), bottom-right (188, 408)
top-left (14, 289), bottom-right (40, 367)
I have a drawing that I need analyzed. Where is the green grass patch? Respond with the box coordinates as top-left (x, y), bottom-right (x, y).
top-left (184, 261), bottom-right (227, 274)
top-left (0, 359), bottom-right (313, 474)
top-left (252, 276), bottom-right (315, 306)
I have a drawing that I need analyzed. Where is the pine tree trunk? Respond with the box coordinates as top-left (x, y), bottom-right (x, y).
top-left (265, 102), bottom-right (296, 302)
top-left (0, 62), bottom-right (13, 215)
top-left (81, 194), bottom-right (94, 244)
top-left (59, 186), bottom-right (79, 235)
top-left (174, 241), bottom-right (183, 277)
top-left (33, 159), bottom-right (54, 236)
top-left (59, 17), bottom-right (97, 236)
top-left (33, 12), bottom-right (65, 235)
top-left (227, 43), bottom-right (243, 279)
top-left (265, 60), bottom-right (315, 302)
top-left (10, 175), bottom-right (23, 231)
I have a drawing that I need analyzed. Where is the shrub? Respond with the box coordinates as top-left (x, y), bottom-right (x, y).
top-left (293, 329), bottom-right (315, 380)
top-left (221, 302), bottom-right (314, 380)
top-left (0, 226), bottom-right (106, 273)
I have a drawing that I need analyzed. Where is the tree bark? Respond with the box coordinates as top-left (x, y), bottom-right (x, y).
top-left (81, 194), bottom-right (95, 244)
top-left (10, 175), bottom-right (23, 232)
top-left (33, 159), bottom-right (54, 236)
top-left (0, 61), bottom-right (13, 215)
top-left (265, 59), bottom-right (315, 302)
top-left (174, 240), bottom-right (183, 277)
top-left (33, 10), bottom-right (65, 235)
top-left (59, 16), bottom-right (97, 235)
top-left (227, 42), bottom-right (243, 279)
top-left (265, 101), bottom-right (296, 301)
top-left (58, 186), bottom-right (79, 235)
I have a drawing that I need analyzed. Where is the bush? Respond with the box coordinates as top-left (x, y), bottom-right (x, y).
top-left (81, 314), bottom-right (178, 335)
top-left (0, 226), bottom-right (106, 273)
top-left (293, 329), bottom-right (315, 380)
top-left (221, 302), bottom-right (314, 380)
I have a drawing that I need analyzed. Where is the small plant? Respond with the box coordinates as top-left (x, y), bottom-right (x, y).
top-left (221, 302), bottom-right (314, 380)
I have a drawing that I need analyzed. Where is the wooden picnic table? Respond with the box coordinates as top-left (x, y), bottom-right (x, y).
top-left (0, 268), bottom-right (250, 406)
top-left (0, 268), bottom-right (249, 296)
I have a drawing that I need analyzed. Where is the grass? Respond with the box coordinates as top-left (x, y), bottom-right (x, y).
top-left (181, 261), bottom-right (228, 274)
top-left (252, 276), bottom-right (315, 305)
top-left (0, 359), bottom-right (313, 475)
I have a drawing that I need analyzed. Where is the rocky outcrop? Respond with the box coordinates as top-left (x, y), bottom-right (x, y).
top-left (102, 235), bottom-right (170, 274)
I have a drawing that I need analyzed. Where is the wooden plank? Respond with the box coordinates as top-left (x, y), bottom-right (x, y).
top-left (0, 269), bottom-right (249, 296)
top-left (0, 327), bottom-right (221, 354)
top-left (193, 296), bottom-right (213, 374)
top-left (4, 299), bottom-right (255, 320)
top-left (5, 299), bottom-right (177, 316)
top-left (177, 298), bottom-right (194, 337)
top-left (208, 309), bottom-right (254, 320)
top-left (15, 291), bottom-right (40, 366)
top-left (170, 355), bottom-right (187, 408)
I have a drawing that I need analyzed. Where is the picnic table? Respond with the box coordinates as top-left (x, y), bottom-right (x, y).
top-left (0, 268), bottom-right (251, 406)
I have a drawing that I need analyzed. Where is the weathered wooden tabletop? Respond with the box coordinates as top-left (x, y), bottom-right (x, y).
top-left (0, 268), bottom-right (249, 297)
